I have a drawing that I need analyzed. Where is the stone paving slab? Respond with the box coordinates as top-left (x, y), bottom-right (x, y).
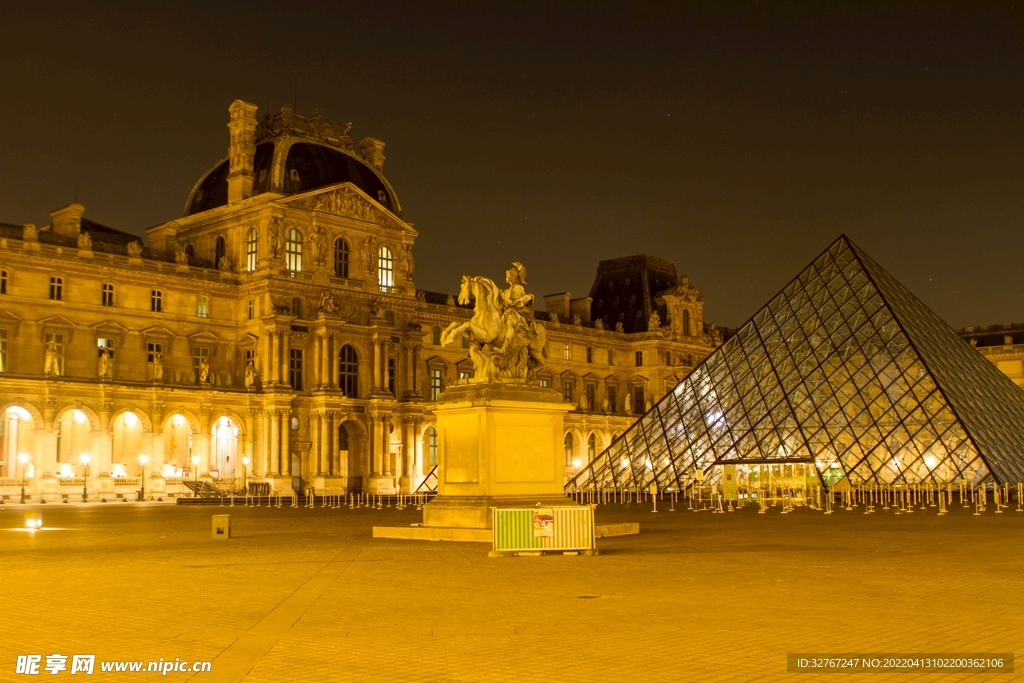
top-left (0, 500), bottom-right (1020, 682)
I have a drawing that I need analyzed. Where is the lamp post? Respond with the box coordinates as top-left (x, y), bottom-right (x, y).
top-left (18, 453), bottom-right (29, 504)
top-left (242, 456), bottom-right (250, 495)
top-left (80, 453), bottom-right (91, 502)
top-left (191, 455), bottom-right (200, 497)
top-left (138, 454), bottom-right (149, 501)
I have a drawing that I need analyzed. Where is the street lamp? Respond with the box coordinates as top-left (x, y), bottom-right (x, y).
top-left (80, 453), bottom-right (91, 502)
top-left (137, 454), bottom-right (149, 501)
top-left (191, 455), bottom-right (200, 497)
top-left (18, 453), bottom-right (29, 504)
top-left (242, 456), bottom-right (250, 495)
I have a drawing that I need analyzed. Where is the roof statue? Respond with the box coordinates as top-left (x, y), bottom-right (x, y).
top-left (441, 262), bottom-right (548, 383)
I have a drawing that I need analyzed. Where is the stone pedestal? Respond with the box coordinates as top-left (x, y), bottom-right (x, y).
top-left (421, 382), bottom-right (576, 530)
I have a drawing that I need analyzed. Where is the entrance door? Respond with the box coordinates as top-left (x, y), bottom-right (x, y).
top-left (291, 452), bottom-right (302, 493)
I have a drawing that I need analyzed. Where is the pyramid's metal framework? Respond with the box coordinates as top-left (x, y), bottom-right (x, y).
top-left (567, 236), bottom-right (1024, 492)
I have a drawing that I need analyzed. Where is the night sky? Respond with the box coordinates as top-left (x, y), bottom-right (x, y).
top-left (2, 2), bottom-right (1022, 329)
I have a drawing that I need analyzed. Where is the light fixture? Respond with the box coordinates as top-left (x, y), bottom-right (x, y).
top-left (18, 453), bottom-right (29, 465)
top-left (138, 454), bottom-right (149, 465)
top-left (173, 414), bottom-right (185, 427)
top-left (242, 456), bottom-right (250, 467)
top-left (572, 458), bottom-right (581, 468)
top-left (73, 410), bottom-right (86, 424)
top-left (79, 453), bottom-right (91, 465)
top-left (123, 412), bottom-right (137, 427)
top-left (925, 455), bottom-right (937, 469)
top-left (191, 455), bottom-right (200, 465)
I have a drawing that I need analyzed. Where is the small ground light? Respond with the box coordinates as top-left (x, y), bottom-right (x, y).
top-left (24, 512), bottom-right (42, 530)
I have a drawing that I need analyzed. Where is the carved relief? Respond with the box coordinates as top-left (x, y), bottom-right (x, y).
top-left (77, 232), bottom-right (92, 250)
top-left (127, 241), bottom-right (143, 257)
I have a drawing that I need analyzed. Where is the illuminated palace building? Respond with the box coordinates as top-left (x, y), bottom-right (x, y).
top-left (0, 100), bottom-right (721, 501)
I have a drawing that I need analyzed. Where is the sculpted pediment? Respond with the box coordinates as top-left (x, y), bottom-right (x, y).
top-left (89, 320), bottom-right (129, 334)
top-left (37, 314), bottom-right (77, 329)
top-left (140, 325), bottom-right (176, 340)
top-left (283, 185), bottom-right (415, 234)
top-left (187, 330), bottom-right (222, 345)
top-left (0, 308), bottom-right (23, 333)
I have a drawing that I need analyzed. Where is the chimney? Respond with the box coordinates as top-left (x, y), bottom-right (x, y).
top-left (50, 203), bottom-right (85, 237)
top-left (544, 292), bottom-right (571, 320)
top-left (359, 137), bottom-right (386, 173)
top-left (227, 99), bottom-right (259, 203)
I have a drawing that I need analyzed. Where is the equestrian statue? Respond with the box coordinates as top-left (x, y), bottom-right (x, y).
top-left (441, 262), bottom-right (548, 383)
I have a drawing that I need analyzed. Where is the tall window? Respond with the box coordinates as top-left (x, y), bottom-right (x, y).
top-left (587, 433), bottom-right (597, 461)
top-left (291, 297), bottom-right (302, 318)
top-left (427, 427), bottom-right (438, 467)
top-left (585, 384), bottom-right (596, 411)
top-left (97, 338), bottom-right (115, 377)
top-left (377, 246), bottom-right (393, 290)
top-left (586, 346), bottom-right (592, 363)
top-left (101, 283), bottom-right (114, 306)
top-left (245, 228), bottom-right (258, 271)
top-left (633, 387), bottom-right (645, 414)
top-left (333, 238), bottom-right (349, 277)
top-left (289, 349), bottom-right (303, 390)
top-left (682, 309), bottom-right (692, 336)
top-left (338, 345), bottom-right (358, 397)
top-left (196, 295), bottom-right (209, 318)
top-left (387, 358), bottom-right (396, 394)
top-left (635, 350), bottom-right (643, 366)
top-left (0, 269), bottom-right (6, 294)
top-left (562, 343), bottom-right (571, 360)
top-left (562, 381), bottom-right (573, 403)
top-left (246, 298), bottom-right (255, 320)
top-left (431, 326), bottom-right (441, 345)
top-left (608, 349), bottom-right (614, 365)
top-left (214, 236), bottom-right (226, 267)
top-left (184, 244), bottom-right (195, 263)
top-left (151, 290), bottom-right (163, 312)
top-left (564, 433), bottom-right (574, 467)
top-left (147, 342), bottom-right (162, 378)
top-left (49, 277), bottom-right (63, 301)
top-left (285, 228), bottom-right (303, 274)
top-left (429, 369), bottom-right (442, 401)
top-left (45, 332), bottom-right (65, 375)
top-left (0, 329), bottom-right (6, 372)
top-left (607, 385), bottom-right (617, 412)
top-left (192, 347), bottom-right (209, 383)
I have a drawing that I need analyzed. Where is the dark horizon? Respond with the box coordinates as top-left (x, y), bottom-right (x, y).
top-left (2, 1), bottom-right (1021, 329)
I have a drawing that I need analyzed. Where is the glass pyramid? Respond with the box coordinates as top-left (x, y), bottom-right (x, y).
top-left (568, 236), bottom-right (1024, 492)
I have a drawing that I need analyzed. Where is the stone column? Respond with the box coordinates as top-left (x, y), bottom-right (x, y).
top-left (330, 412), bottom-right (341, 476)
top-left (371, 335), bottom-right (382, 391)
top-left (279, 330), bottom-right (291, 387)
top-left (320, 334), bottom-right (331, 389)
top-left (227, 99), bottom-right (258, 203)
top-left (383, 415), bottom-right (394, 477)
top-left (244, 409), bottom-right (255, 476)
top-left (414, 420), bottom-right (424, 479)
top-left (264, 328), bottom-right (276, 385)
top-left (279, 411), bottom-right (291, 476)
top-left (411, 343), bottom-right (422, 397)
top-left (268, 411), bottom-right (280, 476)
top-left (382, 338), bottom-right (392, 394)
top-left (371, 414), bottom-right (383, 475)
top-left (199, 407), bottom-right (212, 476)
top-left (319, 412), bottom-right (331, 476)
top-left (400, 418), bottom-right (415, 492)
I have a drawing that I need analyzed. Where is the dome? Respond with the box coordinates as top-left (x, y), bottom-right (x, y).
top-left (184, 109), bottom-right (400, 217)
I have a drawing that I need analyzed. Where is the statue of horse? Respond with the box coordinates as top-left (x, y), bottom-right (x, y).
top-left (441, 275), bottom-right (547, 382)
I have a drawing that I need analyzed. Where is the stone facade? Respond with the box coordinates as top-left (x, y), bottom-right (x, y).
top-left (0, 100), bottom-right (721, 501)
top-left (958, 323), bottom-right (1024, 389)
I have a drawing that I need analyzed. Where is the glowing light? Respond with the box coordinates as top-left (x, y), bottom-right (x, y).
top-left (138, 454), bottom-right (149, 465)
top-left (79, 453), bottom-right (91, 465)
top-left (242, 456), bottom-right (250, 467)
top-left (59, 463), bottom-right (73, 478)
top-left (112, 464), bottom-right (126, 478)
top-left (620, 458), bottom-right (629, 469)
top-left (925, 455), bottom-right (937, 469)
top-left (73, 410), bottom-right (86, 424)
top-left (161, 464), bottom-right (176, 477)
top-left (644, 459), bottom-right (653, 470)
top-left (25, 517), bottom-right (42, 530)
top-left (572, 458), bottom-right (581, 468)
top-left (6, 406), bottom-right (30, 420)
top-left (173, 414), bottom-right (185, 427)
top-left (191, 455), bottom-right (200, 466)
top-left (123, 412), bottom-right (137, 427)
top-left (18, 453), bottom-right (29, 465)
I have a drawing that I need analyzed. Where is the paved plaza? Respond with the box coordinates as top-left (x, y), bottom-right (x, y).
top-left (1, 498), bottom-right (1021, 682)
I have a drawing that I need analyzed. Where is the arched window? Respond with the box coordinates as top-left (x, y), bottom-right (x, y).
top-left (214, 236), bottom-right (226, 267)
top-left (587, 433), bottom-right (597, 461)
top-left (563, 433), bottom-right (574, 467)
top-left (427, 426), bottom-right (438, 467)
top-left (285, 228), bottom-right (303, 274)
top-left (184, 244), bottom-right (195, 264)
top-left (682, 309), bottom-right (691, 337)
top-left (377, 246), bottom-right (393, 290)
top-left (245, 228), bottom-right (258, 271)
top-left (338, 344), bottom-right (358, 397)
top-left (333, 238), bottom-right (349, 278)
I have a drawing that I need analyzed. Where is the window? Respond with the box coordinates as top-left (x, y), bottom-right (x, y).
top-left (427, 427), bottom-right (438, 467)
top-left (387, 358), bottom-right (396, 394)
top-left (192, 347), bottom-right (208, 383)
top-left (333, 238), bottom-right (349, 278)
top-left (459, 371), bottom-right (470, 380)
top-left (147, 342), bottom-right (163, 378)
top-left (99, 283), bottom-right (114, 307)
top-left (430, 369), bottom-right (442, 401)
top-left (539, 378), bottom-right (550, 388)
top-left (45, 332), bottom-right (64, 375)
top-left (461, 335), bottom-right (468, 349)
top-left (608, 385), bottom-right (617, 412)
top-left (184, 244), bottom-right (195, 263)
top-left (151, 290), bottom-right (162, 312)
top-left (49, 277), bottom-right (63, 301)
top-left (196, 295), bottom-right (209, 318)
top-left (586, 346), bottom-right (592, 363)
top-left (633, 386), bottom-right (645, 414)
top-left (0, 269), bottom-right (6, 294)
top-left (431, 326), bottom-right (441, 345)
top-left (291, 297), bottom-right (302, 318)
top-left (585, 384), bottom-right (596, 411)
top-left (338, 345), bottom-right (358, 397)
top-left (683, 309), bottom-right (692, 337)
top-left (587, 433), bottom-right (597, 461)
top-left (608, 349), bottom-right (614, 365)
top-left (635, 350), bottom-right (643, 366)
top-left (289, 349), bottom-right (303, 390)
top-left (97, 338), bottom-right (115, 377)
top-left (564, 433), bottom-right (574, 467)
top-left (244, 348), bottom-right (256, 367)
top-left (0, 329), bottom-right (6, 372)
top-left (563, 343), bottom-right (571, 360)
top-left (247, 298), bottom-right (255, 320)
top-left (214, 236), bottom-right (226, 267)
top-left (562, 381), bottom-right (573, 403)
top-left (285, 228), bottom-right (303, 274)
top-left (377, 246), bottom-right (393, 290)
top-left (245, 228), bottom-right (258, 272)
